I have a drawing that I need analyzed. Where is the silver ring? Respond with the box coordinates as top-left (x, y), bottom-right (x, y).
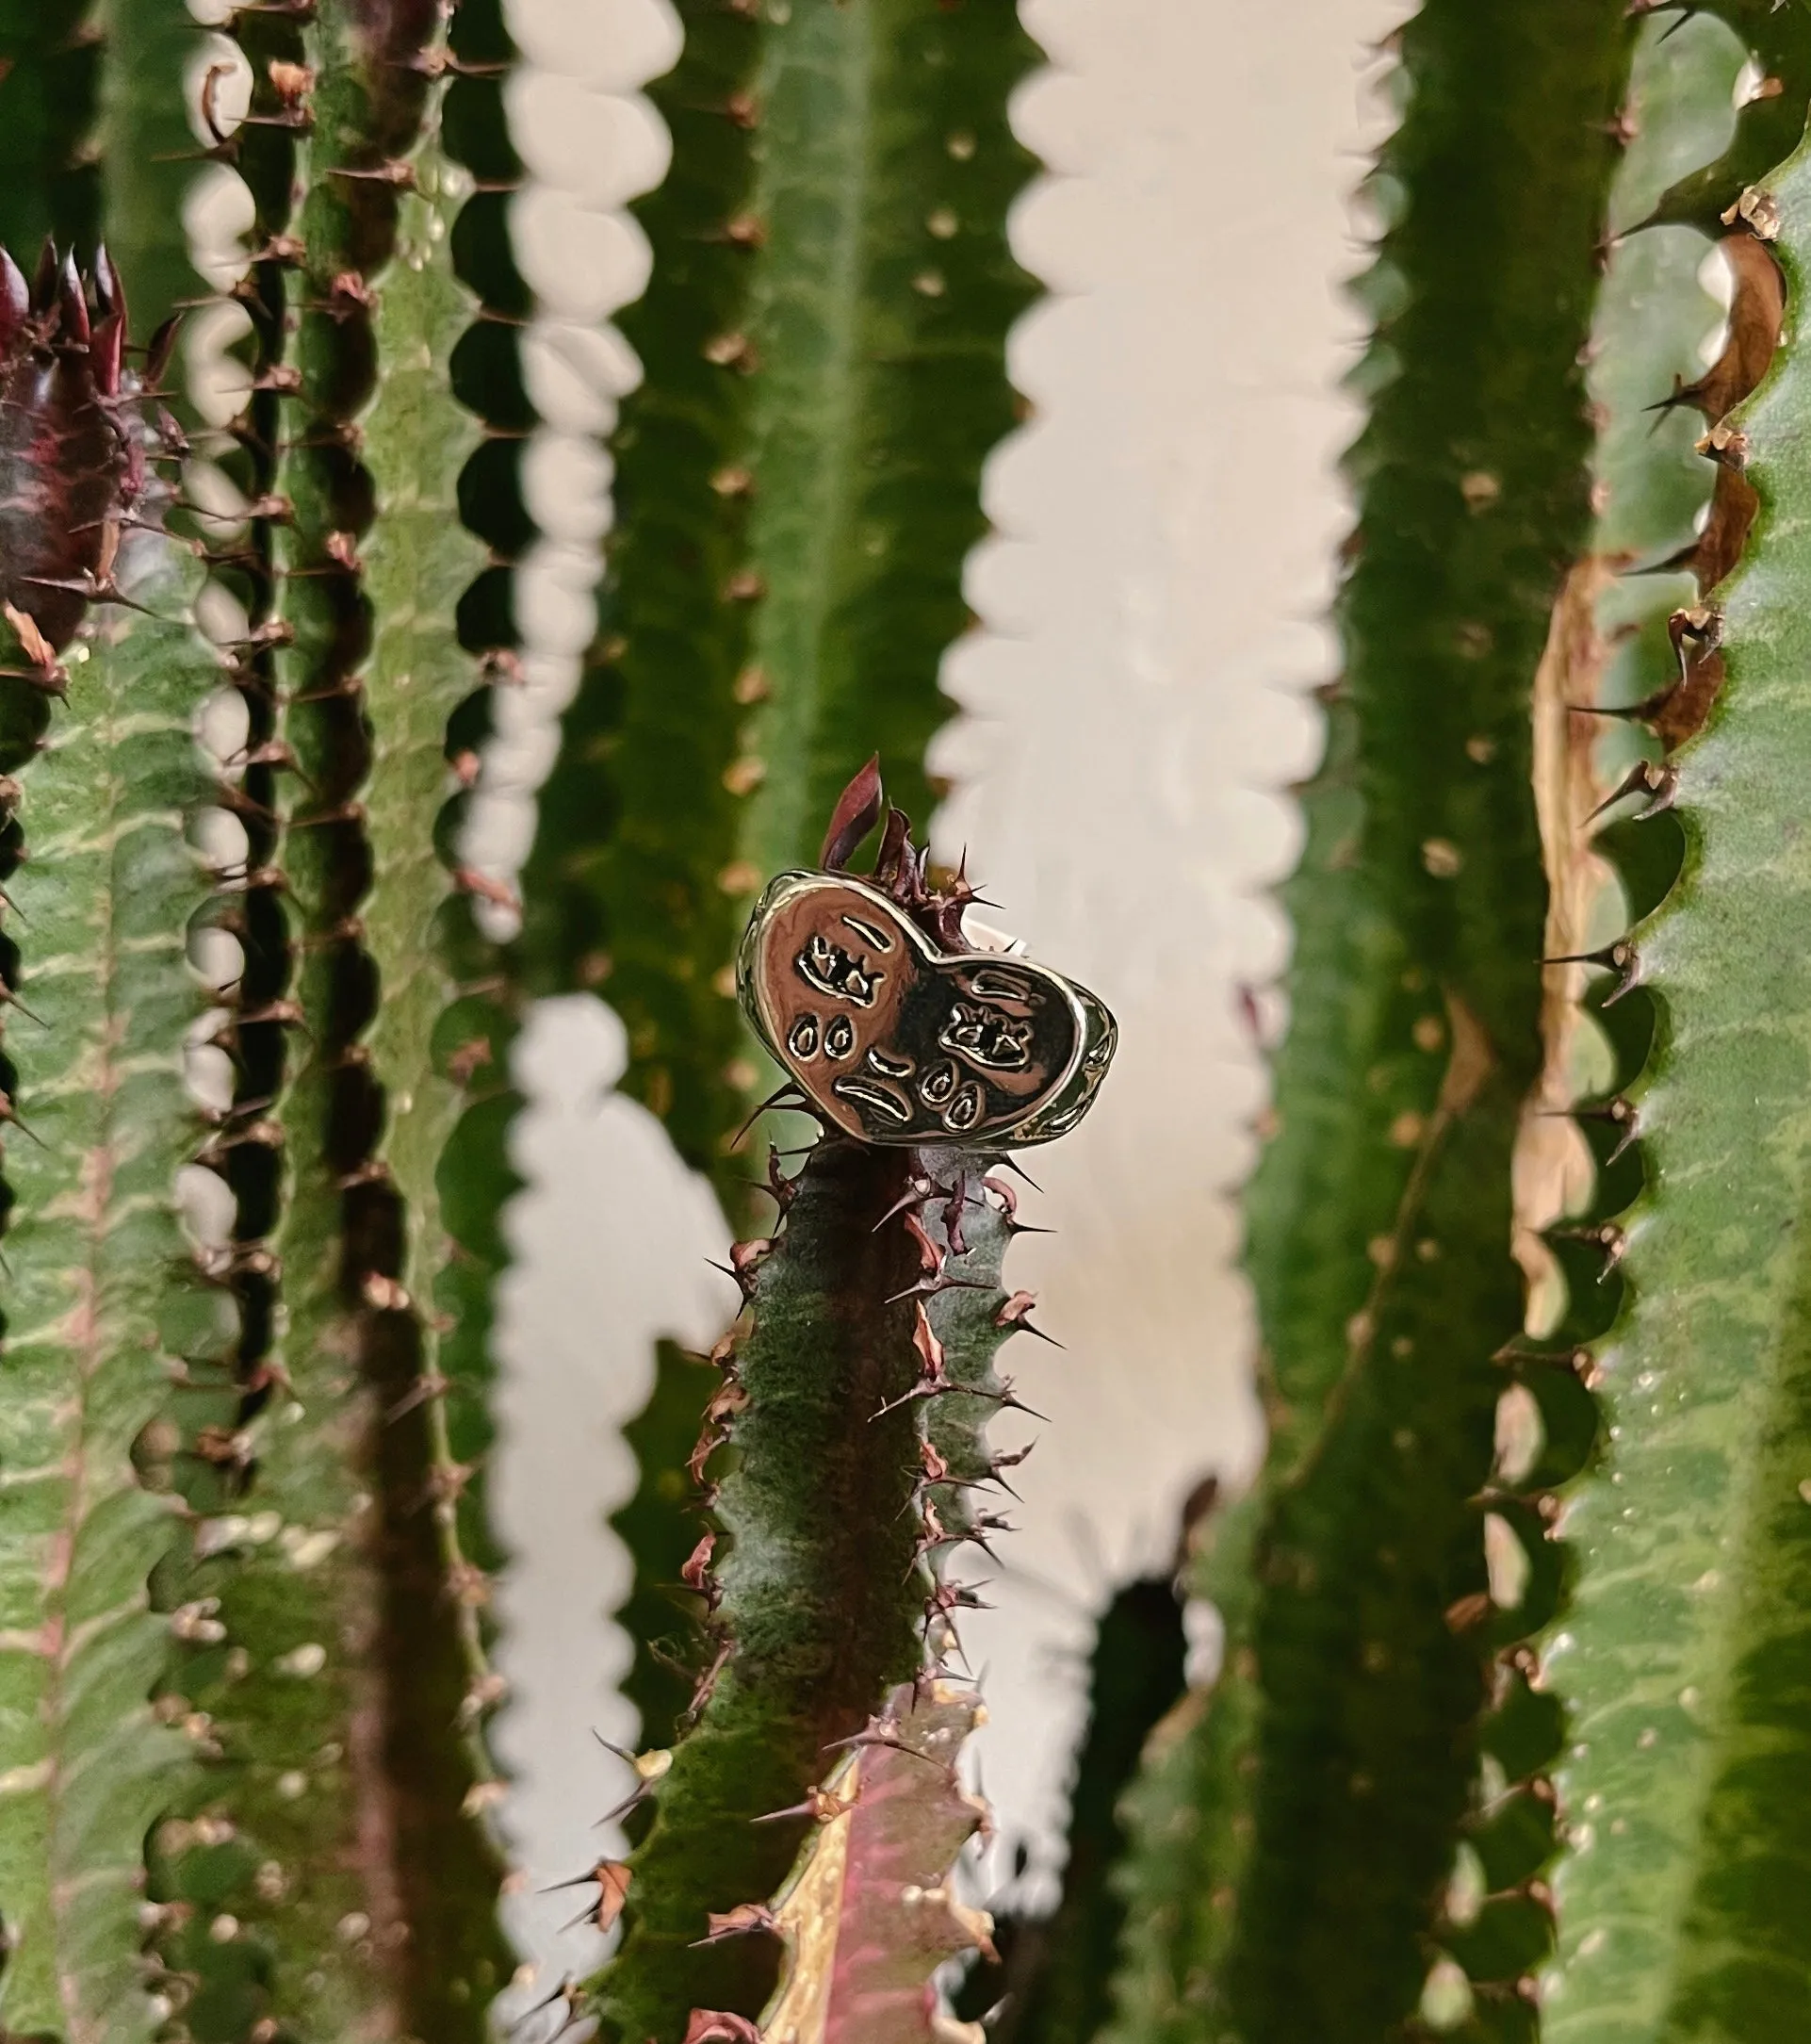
top-left (738, 869), bottom-right (1116, 1151)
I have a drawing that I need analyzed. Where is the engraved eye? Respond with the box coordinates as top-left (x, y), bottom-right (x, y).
top-left (920, 1059), bottom-right (958, 1106)
top-left (788, 1014), bottom-right (821, 1059)
top-left (824, 1014), bottom-right (856, 1060)
top-left (943, 1082), bottom-right (985, 1134)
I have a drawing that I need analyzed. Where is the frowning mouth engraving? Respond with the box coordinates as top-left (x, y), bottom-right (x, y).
top-left (832, 1075), bottom-right (915, 1124)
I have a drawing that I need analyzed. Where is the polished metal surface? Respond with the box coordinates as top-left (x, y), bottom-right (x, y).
top-left (738, 871), bottom-right (1116, 1149)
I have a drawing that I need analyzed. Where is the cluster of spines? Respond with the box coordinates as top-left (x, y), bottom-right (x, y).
top-left (149, 8), bottom-right (450, 2021)
top-left (0, 240), bottom-right (184, 674)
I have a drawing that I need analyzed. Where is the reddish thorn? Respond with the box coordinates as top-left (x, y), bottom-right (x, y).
top-left (0, 248), bottom-right (27, 350)
top-left (820, 753), bottom-right (884, 870)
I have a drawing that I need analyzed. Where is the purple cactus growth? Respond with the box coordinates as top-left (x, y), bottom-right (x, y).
top-left (0, 242), bottom-right (177, 670)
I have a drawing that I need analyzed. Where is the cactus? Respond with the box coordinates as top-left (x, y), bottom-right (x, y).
top-left (1099, 8), bottom-right (1811, 2044)
top-left (1536, 42), bottom-right (1811, 2044)
top-left (0, 0), bottom-right (1062, 2030)
top-left (1097, 5), bottom-right (1636, 2037)
top-left (0, 254), bottom-right (218, 2035)
top-left (519, 0), bottom-right (1041, 1202)
top-left (682, 1681), bottom-right (993, 2044)
top-left (588, 782), bottom-right (1070, 2044)
top-left (29, 4), bottom-right (1811, 2044)
top-left (142, 2), bottom-right (527, 2031)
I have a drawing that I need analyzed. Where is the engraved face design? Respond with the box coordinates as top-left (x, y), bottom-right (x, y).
top-left (738, 872), bottom-right (1116, 1149)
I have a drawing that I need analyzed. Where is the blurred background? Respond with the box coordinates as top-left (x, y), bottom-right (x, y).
top-left (433, 0), bottom-right (1411, 1988)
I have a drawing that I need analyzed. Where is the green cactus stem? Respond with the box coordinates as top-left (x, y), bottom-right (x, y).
top-left (0, 0), bottom-right (99, 265)
top-left (0, 452), bottom-right (224, 2037)
top-left (612, 1342), bottom-right (726, 1772)
top-left (591, 799), bottom-right (1043, 2044)
top-left (1103, 3), bottom-right (1635, 2036)
top-left (682, 1682), bottom-right (993, 2044)
top-left (1536, 101), bottom-right (1811, 2044)
top-left (520, 0), bottom-right (1040, 1204)
top-left (594, 1138), bottom-right (1010, 2043)
top-left (1640, 0), bottom-right (1811, 232)
top-left (151, 2), bottom-right (517, 2032)
top-left (92, 0), bottom-right (201, 336)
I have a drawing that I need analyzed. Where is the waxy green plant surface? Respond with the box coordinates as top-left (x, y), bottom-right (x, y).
top-left (0, 531), bottom-right (215, 2044)
top-left (1543, 123), bottom-right (1811, 2044)
top-left (1107, 1), bottom-right (1634, 2035)
top-left (524, 0), bottom-right (1040, 1201)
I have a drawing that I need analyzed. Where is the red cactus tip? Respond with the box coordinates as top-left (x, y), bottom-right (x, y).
top-left (0, 241), bottom-right (169, 660)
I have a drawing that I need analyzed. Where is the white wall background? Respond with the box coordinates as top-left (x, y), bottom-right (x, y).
top-left (482, 0), bottom-right (1407, 1999)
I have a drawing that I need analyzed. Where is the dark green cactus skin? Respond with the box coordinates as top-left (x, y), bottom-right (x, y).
top-left (429, 0), bottom-right (534, 1883)
top-left (1106, 4), bottom-right (1636, 2038)
top-left (0, 0), bottom-right (100, 264)
top-left (519, 0), bottom-right (1040, 1206)
top-left (595, 1138), bottom-right (1022, 2044)
top-left (94, 0), bottom-right (201, 335)
top-left (142, 2), bottom-right (523, 2034)
top-left (612, 1342), bottom-right (726, 1773)
top-left (955, 1576), bottom-right (1190, 2044)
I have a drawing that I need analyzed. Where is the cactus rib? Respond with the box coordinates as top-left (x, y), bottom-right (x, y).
top-left (153, 3), bottom-right (513, 2032)
top-left (1104, 3), bottom-right (1636, 2036)
top-left (1539, 94), bottom-right (1811, 2044)
top-left (0, 509), bottom-right (221, 2041)
top-left (519, 0), bottom-right (1040, 1204)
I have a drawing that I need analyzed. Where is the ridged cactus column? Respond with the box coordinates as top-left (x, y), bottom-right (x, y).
top-left (1539, 74), bottom-right (1811, 2044)
top-left (592, 786), bottom-right (1105, 2044)
top-left (522, 0), bottom-right (1041, 1202)
top-left (146, 3), bottom-right (518, 2035)
top-left (0, 255), bottom-right (220, 2039)
top-left (1107, 2), bottom-right (1635, 2036)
